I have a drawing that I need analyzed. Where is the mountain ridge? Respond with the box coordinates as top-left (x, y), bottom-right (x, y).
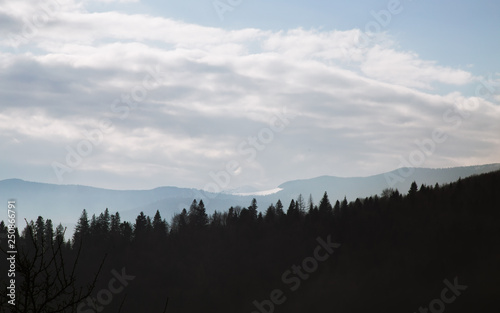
top-left (1, 163), bottom-right (499, 228)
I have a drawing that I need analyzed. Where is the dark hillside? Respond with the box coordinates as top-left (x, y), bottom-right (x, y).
top-left (1, 170), bottom-right (499, 312)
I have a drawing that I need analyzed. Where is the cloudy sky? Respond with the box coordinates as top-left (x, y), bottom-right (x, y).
top-left (0, 0), bottom-right (499, 191)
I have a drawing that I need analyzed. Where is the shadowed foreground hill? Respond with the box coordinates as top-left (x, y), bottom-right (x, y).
top-left (1, 170), bottom-right (499, 312)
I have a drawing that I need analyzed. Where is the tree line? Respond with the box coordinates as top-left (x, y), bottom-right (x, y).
top-left (1, 170), bottom-right (499, 312)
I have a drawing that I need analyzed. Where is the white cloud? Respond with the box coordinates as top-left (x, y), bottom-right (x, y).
top-left (360, 46), bottom-right (474, 89)
top-left (90, 0), bottom-right (139, 2)
top-left (0, 0), bottom-right (498, 190)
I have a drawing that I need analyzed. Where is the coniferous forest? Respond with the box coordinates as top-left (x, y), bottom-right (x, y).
top-left (1, 170), bottom-right (500, 312)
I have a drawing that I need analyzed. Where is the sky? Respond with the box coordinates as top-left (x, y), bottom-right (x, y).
top-left (0, 0), bottom-right (499, 191)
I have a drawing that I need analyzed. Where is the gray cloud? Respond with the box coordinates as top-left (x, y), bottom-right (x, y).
top-left (0, 0), bottom-right (498, 190)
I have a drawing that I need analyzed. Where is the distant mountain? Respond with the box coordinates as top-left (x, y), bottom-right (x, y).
top-left (1, 163), bottom-right (499, 231)
top-left (273, 163), bottom-right (500, 206)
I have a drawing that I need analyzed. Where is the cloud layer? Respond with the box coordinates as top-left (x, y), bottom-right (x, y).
top-left (0, 0), bottom-right (499, 190)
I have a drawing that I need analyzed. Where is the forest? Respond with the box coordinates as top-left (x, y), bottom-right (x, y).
top-left (1, 170), bottom-right (499, 312)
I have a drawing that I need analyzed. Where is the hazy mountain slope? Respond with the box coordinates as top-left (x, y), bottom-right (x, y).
top-left (1, 163), bottom-right (499, 228)
top-left (272, 163), bottom-right (500, 205)
top-left (0, 179), bottom-right (199, 224)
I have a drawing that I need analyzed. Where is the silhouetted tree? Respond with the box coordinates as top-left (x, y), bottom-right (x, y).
top-left (35, 216), bottom-right (45, 248)
top-left (248, 198), bottom-right (258, 221)
top-left (134, 211), bottom-right (148, 242)
top-left (100, 208), bottom-right (111, 234)
top-left (171, 209), bottom-right (188, 233)
top-left (296, 194), bottom-right (306, 213)
top-left (307, 194), bottom-right (315, 214)
top-left (275, 199), bottom-right (285, 219)
top-left (333, 200), bottom-right (340, 217)
top-left (110, 212), bottom-right (121, 235)
top-left (319, 192), bottom-right (333, 215)
top-left (120, 221), bottom-right (133, 242)
top-left (408, 181), bottom-right (418, 198)
top-left (188, 200), bottom-right (208, 229)
top-left (89, 214), bottom-right (98, 238)
top-left (45, 219), bottom-right (54, 248)
top-left (55, 223), bottom-right (65, 244)
top-left (153, 210), bottom-right (168, 238)
top-left (73, 209), bottom-right (90, 244)
top-left (264, 204), bottom-right (276, 223)
top-left (381, 188), bottom-right (395, 198)
top-left (287, 199), bottom-right (300, 221)
top-left (341, 196), bottom-right (348, 211)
